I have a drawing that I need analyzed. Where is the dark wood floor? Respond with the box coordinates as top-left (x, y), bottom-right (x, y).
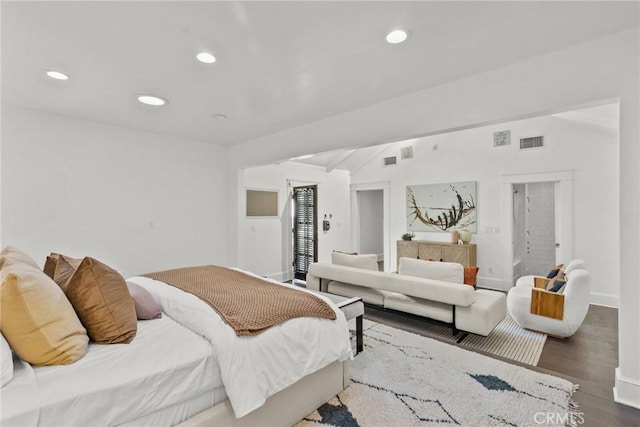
top-left (363, 304), bottom-right (639, 427)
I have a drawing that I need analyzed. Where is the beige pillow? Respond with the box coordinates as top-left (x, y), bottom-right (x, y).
top-left (0, 246), bottom-right (39, 270)
top-left (398, 257), bottom-right (464, 283)
top-left (0, 264), bottom-right (88, 366)
top-left (331, 252), bottom-right (378, 271)
top-left (65, 257), bottom-right (137, 344)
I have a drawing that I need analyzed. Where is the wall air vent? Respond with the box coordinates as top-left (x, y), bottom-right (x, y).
top-left (400, 146), bottom-right (414, 159)
top-left (520, 136), bottom-right (545, 150)
top-left (382, 156), bottom-right (398, 167)
top-left (493, 130), bottom-right (511, 147)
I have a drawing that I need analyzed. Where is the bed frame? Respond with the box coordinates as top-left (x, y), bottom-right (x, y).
top-left (178, 360), bottom-right (350, 427)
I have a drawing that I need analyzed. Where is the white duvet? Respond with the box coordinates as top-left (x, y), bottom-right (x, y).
top-left (128, 272), bottom-right (352, 418)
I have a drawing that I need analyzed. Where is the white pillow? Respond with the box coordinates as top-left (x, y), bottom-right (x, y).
top-left (331, 252), bottom-right (378, 271)
top-left (398, 257), bottom-right (464, 283)
top-left (1, 333), bottom-right (13, 388)
top-left (0, 246), bottom-right (40, 270)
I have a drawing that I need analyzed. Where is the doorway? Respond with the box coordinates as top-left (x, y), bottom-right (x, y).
top-left (357, 189), bottom-right (384, 270)
top-left (512, 182), bottom-right (556, 281)
top-left (502, 170), bottom-right (573, 289)
top-left (292, 185), bottom-right (318, 280)
top-left (350, 181), bottom-right (390, 271)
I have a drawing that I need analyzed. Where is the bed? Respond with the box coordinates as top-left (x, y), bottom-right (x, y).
top-left (1, 250), bottom-right (353, 427)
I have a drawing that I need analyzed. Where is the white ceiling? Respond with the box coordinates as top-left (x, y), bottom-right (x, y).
top-left (2, 1), bottom-right (637, 151)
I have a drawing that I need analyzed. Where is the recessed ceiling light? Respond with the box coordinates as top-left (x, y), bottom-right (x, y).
top-left (386, 29), bottom-right (409, 44)
top-left (197, 52), bottom-right (216, 64)
top-left (137, 94), bottom-right (168, 106)
top-left (210, 113), bottom-right (227, 120)
top-left (46, 70), bottom-right (70, 80)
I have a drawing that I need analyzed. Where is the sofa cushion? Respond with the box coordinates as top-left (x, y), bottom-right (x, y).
top-left (548, 279), bottom-right (566, 293)
top-left (456, 289), bottom-right (507, 336)
top-left (331, 252), bottom-right (378, 271)
top-left (398, 257), bottom-right (464, 283)
top-left (327, 281), bottom-right (392, 306)
top-left (384, 293), bottom-right (453, 323)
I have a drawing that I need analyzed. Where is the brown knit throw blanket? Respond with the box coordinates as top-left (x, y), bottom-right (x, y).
top-left (143, 265), bottom-right (336, 336)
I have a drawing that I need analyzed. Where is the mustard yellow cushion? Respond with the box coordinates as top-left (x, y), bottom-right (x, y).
top-left (0, 264), bottom-right (88, 366)
top-left (64, 257), bottom-right (137, 344)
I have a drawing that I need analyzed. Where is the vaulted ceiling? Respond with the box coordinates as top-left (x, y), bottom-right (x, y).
top-left (2, 1), bottom-right (636, 157)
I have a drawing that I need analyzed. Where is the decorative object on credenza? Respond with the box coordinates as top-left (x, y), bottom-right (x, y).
top-left (401, 232), bottom-right (415, 241)
top-left (406, 181), bottom-right (477, 232)
top-left (450, 230), bottom-right (460, 244)
top-left (459, 229), bottom-right (472, 244)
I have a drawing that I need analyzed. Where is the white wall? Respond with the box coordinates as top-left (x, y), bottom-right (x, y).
top-left (239, 162), bottom-right (351, 280)
top-left (1, 106), bottom-right (229, 276)
top-left (351, 113), bottom-right (619, 305)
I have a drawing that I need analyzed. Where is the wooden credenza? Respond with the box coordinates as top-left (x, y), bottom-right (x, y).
top-left (397, 240), bottom-right (477, 268)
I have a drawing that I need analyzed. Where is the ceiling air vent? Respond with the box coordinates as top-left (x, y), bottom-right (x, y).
top-left (382, 156), bottom-right (397, 167)
top-left (400, 146), bottom-right (414, 159)
top-left (520, 136), bottom-right (545, 150)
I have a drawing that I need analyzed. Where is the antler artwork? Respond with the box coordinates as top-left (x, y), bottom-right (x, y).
top-left (407, 185), bottom-right (476, 231)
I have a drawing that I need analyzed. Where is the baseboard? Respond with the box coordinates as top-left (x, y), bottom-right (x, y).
top-left (614, 367), bottom-right (640, 409)
top-left (590, 292), bottom-right (619, 308)
top-left (264, 271), bottom-right (290, 282)
top-left (477, 276), bottom-right (510, 292)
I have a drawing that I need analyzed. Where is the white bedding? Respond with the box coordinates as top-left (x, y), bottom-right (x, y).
top-left (1, 315), bottom-right (222, 427)
top-left (128, 272), bottom-right (353, 418)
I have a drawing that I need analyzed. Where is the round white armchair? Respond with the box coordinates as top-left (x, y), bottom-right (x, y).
top-left (507, 269), bottom-right (591, 338)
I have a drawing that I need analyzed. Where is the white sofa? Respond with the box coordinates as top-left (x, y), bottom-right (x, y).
top-left (306, 254), bottom-right (506, 338)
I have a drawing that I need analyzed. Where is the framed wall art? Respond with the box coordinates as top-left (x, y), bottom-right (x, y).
top-left (406, 181), bottom-right (477, 232)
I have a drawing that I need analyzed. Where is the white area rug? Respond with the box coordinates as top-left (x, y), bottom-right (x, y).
top-left (421, 314), bottom-right (547, 366)
top-left (297, 323), bottom-right (578, 427)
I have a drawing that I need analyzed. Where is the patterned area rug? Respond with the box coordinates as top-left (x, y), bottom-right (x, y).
top-left (297, 323), bottom-right (578, 427)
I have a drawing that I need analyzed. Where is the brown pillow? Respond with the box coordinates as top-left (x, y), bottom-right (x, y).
top-left (463, 266), bottom-right (479, 286)
top-left (64, 257), bottom-right (137, 344)
top-left (0, 263), bottom-right (88, 365)
top-left (43, 254), bottom-right (59, 279)
top-left (126, 282), bottom-right (162, 320)
top-left (53, 255), bottom-right (82, 289)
